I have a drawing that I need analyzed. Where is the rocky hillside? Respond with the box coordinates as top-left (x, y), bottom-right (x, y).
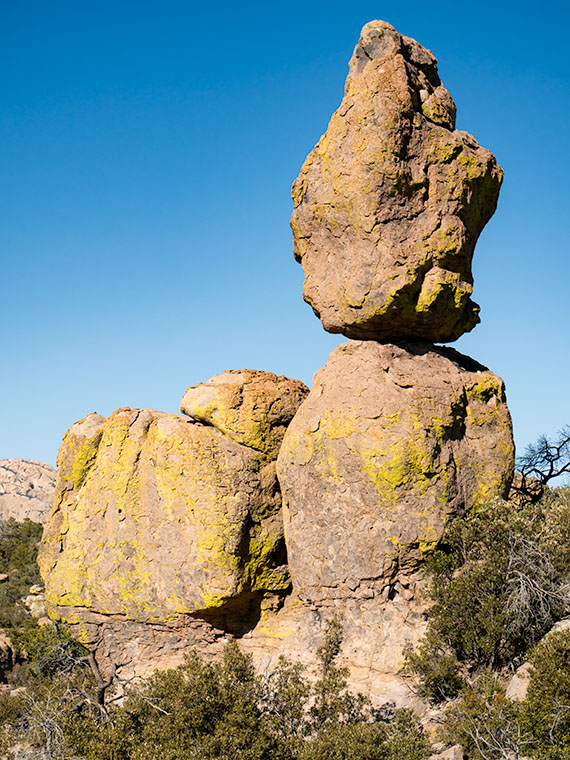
top-left (0, 458), bottom-right (56, 523)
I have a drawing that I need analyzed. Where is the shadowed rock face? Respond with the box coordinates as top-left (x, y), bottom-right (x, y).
top-left (0, 459), bottom-right (56, 523)
top-left (291, 20), bottom-right (503, 342)
top-left (277, 341), bottom-right (514, 604)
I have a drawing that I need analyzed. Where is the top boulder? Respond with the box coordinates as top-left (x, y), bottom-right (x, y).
top-left (291, 21), bottom-right (503, 342)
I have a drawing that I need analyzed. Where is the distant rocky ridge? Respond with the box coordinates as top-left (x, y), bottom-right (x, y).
top-left (38, 20), bottom-right (513, 712)
top-left (0, 459), bottom-right (56, 523)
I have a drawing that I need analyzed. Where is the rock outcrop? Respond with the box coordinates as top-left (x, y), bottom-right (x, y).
top-left (38, 21), bottom-right (514, 716)
top-left (0, 459), bottom-right (56, 523)
top-left (291, 20), bottom-right (503, 342)
top-left (277, 341), bottom-right (514, 603)
top-left (505, 617), bottom-right (570, 703)
top-left (0, 633), bottom-right (13, 681)
top-left (40, 372), bottom-right (308, 639)
top-left (22, 585), bottom-right (48, 620)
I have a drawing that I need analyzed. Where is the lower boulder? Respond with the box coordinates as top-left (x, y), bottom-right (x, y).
top-left (39, 407), bottom-right (290, 635)
top-left (38, 351), bottom-right (514, 710)
top-left (276, 340), bottom-right (514, 604)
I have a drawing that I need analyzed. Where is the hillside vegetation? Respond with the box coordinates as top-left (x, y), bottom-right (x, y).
top-left (1, 481), bottom-right (570, 758)
top-left (407, 485), bottom-right (570, 759)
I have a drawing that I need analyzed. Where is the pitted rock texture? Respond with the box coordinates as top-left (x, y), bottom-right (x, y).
top-left (291, 20), bottom-right (503, 342)
top-left (0, 459), bottom-right (56, 523)
top-left (277, 340), bottom-right (514, 603)
top-left (52, 582), bottom-right (431, 713)
top-left (180, 370), bottom-right (309, 460)
top-left (39, 407), bottom-right (290, 629)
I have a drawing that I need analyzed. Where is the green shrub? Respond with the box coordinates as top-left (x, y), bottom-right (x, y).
top-left (440, 631), bottom-right (570, 760)
top-left (261, 657), bottom-right (310, 747)
top-left (61, 622), bottom-right (432, 760)
top-left (0, 518), bottom-right (43, 630)
top-left (403, 634), bottom-right (465, 702)
top-left (11, 620), bottom-right (88, 679)
top-left (520, 629), bottom-right (570, 759)
top-left (406, 493), bottom-right (570, 701)
top-left (538, 486), bottom-right (570, 574)
top-left (441, 675), bottom-right (531, 760)
top-left (308, 616), bottom-right (369, 731)
top-left (0, 518), bottom-right (43, 584)
top-left (0, 690), bottom-right (26, 756)
top-left (68, 641), bottom-right (284, 760)
top-left (383, 709), bottom-right (432, 760)
top-left (299, 722), bottom-right (390, 760)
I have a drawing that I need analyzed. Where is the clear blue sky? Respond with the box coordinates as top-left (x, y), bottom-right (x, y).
top-left (2, 1), bottom-right (569, 468)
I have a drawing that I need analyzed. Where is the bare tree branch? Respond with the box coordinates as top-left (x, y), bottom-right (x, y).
top-left (518, 426), bottom-right (570, 487)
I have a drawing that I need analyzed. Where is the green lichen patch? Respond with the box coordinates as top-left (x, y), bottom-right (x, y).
top-left (40, 406), bottom-right (291, 629)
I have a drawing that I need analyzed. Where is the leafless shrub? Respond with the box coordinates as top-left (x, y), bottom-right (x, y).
top-left (518, 425), bottom-right (570, 487)
top-left (506, 535), bottom-right (570, 636)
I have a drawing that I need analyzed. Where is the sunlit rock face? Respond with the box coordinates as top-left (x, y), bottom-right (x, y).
top-left (181, 370), bottom-right (309, 460)
top-left (39, 408), bottom-right (288, 625)
top-left (291, 20), bottom-right (503, 342)
top-left (0, 459), bottom-right (56, 523)
top-left (40, 369), bottom-right (308, 636)
top-left (38, 21), bottom-right (514, 717)
top-left (277, 340), bottom-right (514, 604)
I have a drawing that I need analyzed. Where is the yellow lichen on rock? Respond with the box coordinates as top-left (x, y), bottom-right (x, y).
top-left (291, 20), bottom-right (503, 342)
top-left (277, 341), bottom-right (514, 604)
top-left (39, 405), bottom-right (292, 627)
top-left (180, 370), bottom-right (308, 459)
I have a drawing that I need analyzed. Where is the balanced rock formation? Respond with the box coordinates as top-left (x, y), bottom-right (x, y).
top-left (291, 20), bottom-right (503, 342)
top-left (38, 21), bottom-right (514, 714)
top-left (40, 372), bottom-right (307, 641)
top-left (277, 341), bottom-right (514, 604)
top-left (0, 459), bottom-right (56, 523)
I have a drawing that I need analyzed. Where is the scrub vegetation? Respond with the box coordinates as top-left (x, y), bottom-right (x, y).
top-left (405, 426), bottom-right (570, 759)
top-left (1, 429), bottom-right (569, 759)
top-left (0, 615), bottom-right (431, 760)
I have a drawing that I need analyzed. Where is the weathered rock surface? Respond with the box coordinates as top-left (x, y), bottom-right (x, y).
top-left (291, 20), bottom-right (503, 342)
top-left (0, 458), bottom-right (56, 523)
top-left (505, 661), bottom-right (532, 702)
top-left (39, 380), bottom-right (433, 711)
top-left (39, 407), bottom-right (291, 631)
top-left (181, 370), bottom-right (308, 460)
top-left (53, 581), bottom-right (430, 712)
top-left (277, 340), bottom-right (514, 603)
top-left (22, 585), bottom-right (47, 619)
top-left (505, 617), bottom-right (570, 703)
top-left (430, 745), bottom-right (463, 760)
top-left (37, 21), bottom-right (514, 722)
